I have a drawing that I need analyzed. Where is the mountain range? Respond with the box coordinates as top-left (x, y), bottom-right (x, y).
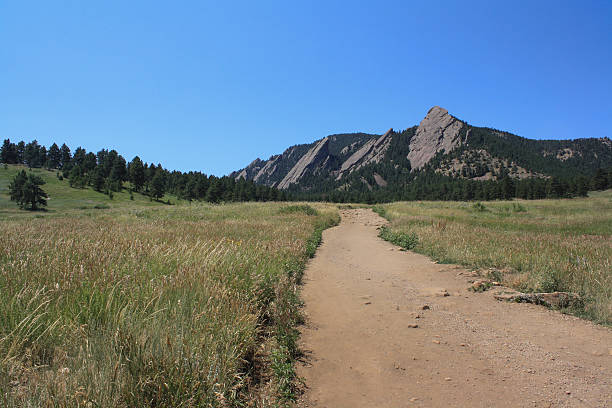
top-left (232, 106), bottom-right (612, 199)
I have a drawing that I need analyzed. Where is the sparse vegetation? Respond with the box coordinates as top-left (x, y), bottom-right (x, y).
top-left (376, 191), bottom-right (612, 324)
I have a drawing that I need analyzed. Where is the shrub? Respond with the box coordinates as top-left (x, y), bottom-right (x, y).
top-left (472, 202), bottom-right (488, 212)
top-left (378, 226), bottom-right (418, 250)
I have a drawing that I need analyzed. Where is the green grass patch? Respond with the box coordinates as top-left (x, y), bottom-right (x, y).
top-left (0, 164), bottom-right (178, 220)
top-left (278, 204), bottom-right (319, 216)
top-left (371, 204), bottom-right (388, 219)
top-left (378, 225), bottom-right (418, 250)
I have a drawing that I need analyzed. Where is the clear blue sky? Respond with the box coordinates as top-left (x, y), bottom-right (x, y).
top-left (1, 1), bottom-right (611, 175)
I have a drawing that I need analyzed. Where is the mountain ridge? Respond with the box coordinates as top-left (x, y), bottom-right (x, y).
top-left (231, 106), bottom-right (612, 196)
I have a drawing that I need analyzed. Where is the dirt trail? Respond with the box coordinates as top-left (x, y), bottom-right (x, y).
top-left (297, 209), bottom-right (611, 408)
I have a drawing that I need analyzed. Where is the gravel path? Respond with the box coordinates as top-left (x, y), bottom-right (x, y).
top-left (297, 209), bottom-right (611, 407)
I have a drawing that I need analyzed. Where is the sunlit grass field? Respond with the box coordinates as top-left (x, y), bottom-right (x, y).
top-left (0, 165), bottom-right (178, 217)
top-left (376, 190), bottom-right (612, 325)
top-left (0, 200), bottom-right (339, 407)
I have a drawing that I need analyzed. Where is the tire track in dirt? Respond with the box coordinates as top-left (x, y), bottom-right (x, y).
top-left (297, 209), bottom-right (611, 407)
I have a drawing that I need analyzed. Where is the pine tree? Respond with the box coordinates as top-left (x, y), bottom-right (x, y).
top-left (22, 174), bottom-right (48, 210)
top-left (16, 142), bottom-right (25, 164)
top-left (110, 155), bottom-right (127, 189)
top-left (83, 152), bottom-right (98, 173)
top-left (48, 143), bottom-right (61, 168)
top-left (60, 143), bottom-right (72, 170)
top-left (9, 170), bottom-right (48, 210)
top-left (128, 156), bottom-right (146, 192)
top-left (205, 178), bottom-right (223, 203)
top-left (8, 170), bottom-right (27, 202)
top-left (591, 168), bottom-right (608, 191)
top-left (69, 165), bottom-right (85, 188)
top-left (24, 140), bottom-right (41, 168)
top-left (72, 147), bottom-right (87, 169)
top-left (150, 171), bottom-right (166, 200)
top-left (1, 139), bottom-right (18, 164)
top-left (501, 175), bottom-right (515, 200)
top-left (39, 146), bottom-right (47, 168)
top-left (90, 167), bottom-right (106, 192)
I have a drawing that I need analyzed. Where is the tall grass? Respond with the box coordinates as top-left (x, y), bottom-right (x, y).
top-left (0, 202), bottom-right (339, 406)
top-left (377, 191), bottom-right (612, 325)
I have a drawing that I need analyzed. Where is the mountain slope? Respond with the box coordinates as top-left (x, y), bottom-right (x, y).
top-left (232, 133), bottom-right (377, 188)
top-left (232, 106), bottom-right (612, 197)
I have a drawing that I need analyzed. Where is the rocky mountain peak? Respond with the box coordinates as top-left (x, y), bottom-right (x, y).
top-left (425, 106), bottom-right (449, 119)
top-left (407, 106), bottom-right (465, 169)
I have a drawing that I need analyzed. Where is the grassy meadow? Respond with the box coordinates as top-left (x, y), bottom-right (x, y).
top-left (2, 163), bottom-right (611, 406)
top-left (375, 190), bottom-right (612, 325)
top-left (0, 169), bottom-right (339, 407)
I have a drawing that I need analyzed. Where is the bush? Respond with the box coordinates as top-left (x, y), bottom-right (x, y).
top-left (472, 202), bottom-right (488, 212)
top-left (378, 226), bottom-right (418, 250)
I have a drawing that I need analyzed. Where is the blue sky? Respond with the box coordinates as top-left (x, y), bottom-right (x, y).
top-left (1, 1), bottom-right (611, 175)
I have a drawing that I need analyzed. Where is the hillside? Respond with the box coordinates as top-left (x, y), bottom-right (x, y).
top-left (0, 165), bottom-right (173, 217)
top-left (232, 107), bottom-right (612, 201)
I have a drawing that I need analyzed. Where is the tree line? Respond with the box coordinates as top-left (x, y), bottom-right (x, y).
top-left (4, 137), bottom-right (611, 208)
top-left (291, 167), bottom-right (612, 204)
top-left (1, 138), bottom-right (286, 206)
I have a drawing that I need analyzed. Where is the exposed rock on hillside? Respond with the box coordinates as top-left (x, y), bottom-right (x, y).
top-left (252, 155), bottom-right (281, 183)
top-left (231, 105), bottom-right (612, 194)
top-left (373, 173), bottom-right (387, 187)
top-left (235, 158), bottom-right (263, 181)
top-left (407, 106), bottom-right (465, 169)
top-left (277, 137), bottom-right (332, 189)
top-left (435, 149), bottom-right (546, 180)
top-left (336, 129), bottom-right (394, 180)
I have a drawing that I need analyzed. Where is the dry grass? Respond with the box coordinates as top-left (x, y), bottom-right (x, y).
top-left (0, 202), bottom-right (339, 407)
top-left (376, 190), bottom-right (612, 325)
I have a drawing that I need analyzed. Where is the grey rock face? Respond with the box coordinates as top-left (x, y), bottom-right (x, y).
top-left (407, 106), bottom-right (464, 169)
top-left (235, 158), bottom-right (264, 181)
top-left (277, 137), bottom-right (331, 189)
top-left (373, 173), bottom-right (387, 187)
top-left (336, 129), bottom-right (394, 179)
top-left (252, 155), bottom-right (280, 184)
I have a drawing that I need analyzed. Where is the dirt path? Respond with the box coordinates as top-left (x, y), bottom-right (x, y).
top-left (297, 209), bottom-right (611, 408)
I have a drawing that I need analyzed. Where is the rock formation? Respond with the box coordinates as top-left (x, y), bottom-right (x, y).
top-left (336, 129), bottom-right (393, 180)
top-left (407, 106), bottom-right (465, 169)
top-left (231, 105), bottom-right (612, 193)
top-left (277, 137), bottom-right (331, 189)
